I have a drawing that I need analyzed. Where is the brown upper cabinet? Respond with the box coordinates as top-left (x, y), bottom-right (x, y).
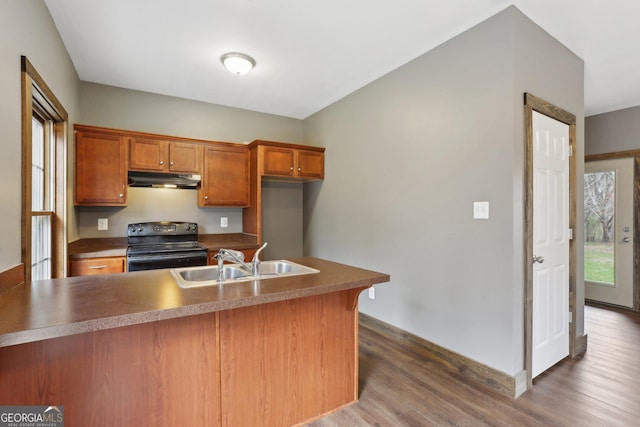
top-left (75, 129), bottom-right (128, 206)
top-left (200, 144), bottom-right (250, 207)
top-left (74, 126), bottom-right (324, 212)
top-left (242, 141), bottom-right (325, 240)
top-left (129, 138), bottom-right (202, 174)
top-left (260, 144), bottom-right (324, 180)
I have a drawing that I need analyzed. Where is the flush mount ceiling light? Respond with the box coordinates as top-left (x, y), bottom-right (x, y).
top-left (220, 52), bottom-right (256, 75)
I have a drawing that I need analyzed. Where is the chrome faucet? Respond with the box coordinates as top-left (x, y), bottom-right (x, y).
top-left (214, 242), bottom-right (268, 282)
top-left (251, 242), bottom-right (268, 276)
top-left (215, 249), bottom-right (251, 282)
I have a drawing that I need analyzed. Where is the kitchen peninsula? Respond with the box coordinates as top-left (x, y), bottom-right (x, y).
top-left (0, 258), bottom-right (389, 426)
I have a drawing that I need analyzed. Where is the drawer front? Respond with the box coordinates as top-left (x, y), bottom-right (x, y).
top-left (70, 257), bottom-right (125, 276)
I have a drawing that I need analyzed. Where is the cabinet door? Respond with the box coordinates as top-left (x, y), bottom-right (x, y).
top-left (201, 145), bottom-right (249, 207)
top-left (75, 132), bottom-right (127, 206)
top-left (262, 147), bottom-right (295, 177)
top-left (296, 150), bottom-right (324, 179)
top-left (129, 138), bottom-right (169, 171)
top-left (69, 257), bottom-right (126, 276)
top-left (169, 142), bottom-right (202, 173)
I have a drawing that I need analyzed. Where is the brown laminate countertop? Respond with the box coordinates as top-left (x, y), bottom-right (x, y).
top-left (198, 233), bottom-right (259, 252)
top-left (68, 237), bottom-right (128, 258)
top-left (68, 233), bottom-right (259, 259)
top-left (0, 257), bottom-right (389, 348)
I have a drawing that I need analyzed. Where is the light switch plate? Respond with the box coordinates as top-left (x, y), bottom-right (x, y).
top-left (473, 201), bottom-right (489, 219)
top-left (98, 218), bottom-right (108, 230)
top-left (220, 217), bottom-right (228, 228)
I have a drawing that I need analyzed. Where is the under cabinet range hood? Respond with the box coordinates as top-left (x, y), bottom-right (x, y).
top-left (128, 171), bottom-right (201, 189)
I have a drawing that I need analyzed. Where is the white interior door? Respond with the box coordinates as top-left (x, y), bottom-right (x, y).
top-left (532, 111), bottom-right (570, 379)
top-left (584, 158), bottom-right (634, 308)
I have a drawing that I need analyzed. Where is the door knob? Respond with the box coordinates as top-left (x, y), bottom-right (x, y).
top-left (533, 255), bottom-right (544, 264)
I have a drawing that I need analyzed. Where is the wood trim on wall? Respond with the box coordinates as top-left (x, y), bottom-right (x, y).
top-left (585, 149), bottom-right (640, 162)
top-left (359, 313), bottom-right (521, 398)
top-left (20, 59), bottom-right (33, 281)
top-left (523, 93), bottom-right (579, 390)
top-left (574, 333), bottom-right (588, 356)
top-left (635, 158), bottom-right (640, 311)
top-left (0, 264), bottom-right (25, 293)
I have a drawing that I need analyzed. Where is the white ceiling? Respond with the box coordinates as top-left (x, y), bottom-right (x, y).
top-left (44, 0), bottom-right (640, 119)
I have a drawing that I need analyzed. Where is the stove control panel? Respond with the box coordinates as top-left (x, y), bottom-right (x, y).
top-left (127, 221), bottom-right (198, 237)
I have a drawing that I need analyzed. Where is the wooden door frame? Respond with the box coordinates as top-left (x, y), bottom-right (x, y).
top-left (585, 149), bottom-right (640, 312)
top-left (524, 93), bottom-right (577, 389)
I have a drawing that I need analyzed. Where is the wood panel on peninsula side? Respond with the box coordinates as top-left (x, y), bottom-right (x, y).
top-left (0, 258), bottom-right (389, 427)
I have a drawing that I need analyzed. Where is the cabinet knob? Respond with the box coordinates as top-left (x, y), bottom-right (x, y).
top-left (159, 160), bottom-right (164, 165)
top-left (205, 196), bottom-right (209, 200)
top-left (119, 193), bottom-right (124, 198)
top-left (298, 167), bottom-right (301, 171)
top-left (170, 161), bottom-right (174, 166)
top-left (290, 167), bottom-right (294, 171)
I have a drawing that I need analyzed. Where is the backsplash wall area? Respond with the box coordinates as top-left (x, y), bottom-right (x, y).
top-left (76, 187), bottom-right (243, 238)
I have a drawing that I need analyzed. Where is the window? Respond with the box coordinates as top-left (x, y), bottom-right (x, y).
top-left (584, 170), bottom-right (615, 285)
top-left (31, 113), bottom-right (55, 279)
top-left (21, 56), bottom-right (68, 280)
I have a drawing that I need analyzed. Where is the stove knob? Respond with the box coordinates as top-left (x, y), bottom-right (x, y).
top-left (137, 225), bottom-right (143, 233)
top-left (129, 225), bottom-right (137, 234)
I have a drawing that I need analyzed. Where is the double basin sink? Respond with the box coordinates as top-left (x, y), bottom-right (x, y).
top-left (171, 260), bottom-right (319, 288)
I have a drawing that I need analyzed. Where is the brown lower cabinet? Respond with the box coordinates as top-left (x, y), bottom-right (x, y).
top-left (69, 257), bottom-right (126, 276)
top-left (0, 290), bottom-right (361, 427)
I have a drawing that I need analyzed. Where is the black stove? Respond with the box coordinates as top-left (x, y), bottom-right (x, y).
top-left (126, 221), bottom-right (208, 272)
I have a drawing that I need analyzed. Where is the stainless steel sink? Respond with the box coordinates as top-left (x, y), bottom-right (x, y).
top-left (257, 260), bottom-right (298, 275)
top-left (176, 265), bottom-right (250, 282)
top-left (171, 260), bottom-right (319, 288)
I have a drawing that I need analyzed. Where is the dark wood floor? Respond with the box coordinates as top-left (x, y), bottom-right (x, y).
top-left (308, 304), bottom-right (640, 426)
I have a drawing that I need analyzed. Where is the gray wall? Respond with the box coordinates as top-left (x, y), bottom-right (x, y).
top-left (79, 82), bottom-right (304, 145)
top-left (75, 82), bottom-right (305, 241)
top-left (585, 105), bottom-right (640, 155)
top-left (75, 188), bottom-right (245, 237)
top-left (0, 1), bottom-right (80, 273)
top-left (303, 6), bottom-right (584, 377)
top-left (262, 181), bottom-right (304, 260)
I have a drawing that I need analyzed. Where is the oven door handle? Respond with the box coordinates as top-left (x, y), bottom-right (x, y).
top-left (127, 252), bottom-right (207, 262)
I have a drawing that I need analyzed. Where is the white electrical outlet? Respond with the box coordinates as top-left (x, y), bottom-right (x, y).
top-left (98, 218), bottom-right (108, 230)
top-left (220, 217), bottom-right (228, 228)
top-left (473, 201), bottom-right (490, 219)
top-left (368, 287), bottom-right (375, 300)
